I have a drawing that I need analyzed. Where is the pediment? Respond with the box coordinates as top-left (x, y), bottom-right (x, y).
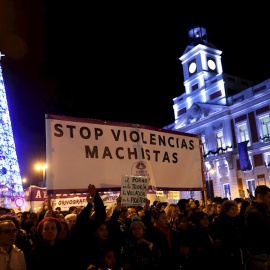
top-left (174, 102), bottom-right (227, 129)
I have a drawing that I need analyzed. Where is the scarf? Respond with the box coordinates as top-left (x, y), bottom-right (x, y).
top-left (154, 222), bottom-right (171, 248)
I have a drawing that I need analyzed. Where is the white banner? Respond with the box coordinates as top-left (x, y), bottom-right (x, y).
top-left (45, 115), bottom-right (204, 194)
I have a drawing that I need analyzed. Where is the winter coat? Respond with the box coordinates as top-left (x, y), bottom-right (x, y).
top-left (0, 245), bottom-right (26, 270)
top-left (244, 201), bottom-right (270, 256)
top-left (215, 212), bottom-right (244, 269)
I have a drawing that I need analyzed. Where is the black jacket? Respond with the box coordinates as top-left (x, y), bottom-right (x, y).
top-left (244, 201), bottom-right (270, 255)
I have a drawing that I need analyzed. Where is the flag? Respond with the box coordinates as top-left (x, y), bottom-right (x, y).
top-left (238, 141), bottom-right (252, 171)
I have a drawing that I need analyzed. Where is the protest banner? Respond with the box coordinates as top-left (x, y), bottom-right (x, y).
top-left (23, 185), bottom-right (119, 211)
top-left (45, 114), bottom-right (204, 194)
top-left (121, 175), bottom-right (149, 206)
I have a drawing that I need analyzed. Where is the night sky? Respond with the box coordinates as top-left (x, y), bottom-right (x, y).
top-left (0, 2), bottom-right (269, 186)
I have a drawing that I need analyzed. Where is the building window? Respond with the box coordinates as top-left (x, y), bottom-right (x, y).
top-left (201, 135), bottom-right (207, 156)
top-left (223, 183), bottom-right (231, 199)
top-left (237, 123), bottom-right (250, 146)
top-left (260, 115), bottom-right (270, 142)
top-left (189, 191), bottom-right (195, 200)
top-left (216, 130), bottom-right (226, 151)
top-left (264, 153), bottom-right (270, 167)
top-left (246, 179), bottom-right (255, 198)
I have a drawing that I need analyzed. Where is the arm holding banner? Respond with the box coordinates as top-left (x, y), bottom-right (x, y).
top-left (76, 184), bottom-right (106, 228)
top-left (142, 198), bottom-right (152, 229)
top-left (108, 195), bottom-right (122, 224)
top-left (44, 194), bottom-right (54, 218)
top-left (91, 184), bottom-right (106, 224)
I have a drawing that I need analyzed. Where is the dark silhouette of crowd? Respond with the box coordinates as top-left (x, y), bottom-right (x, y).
top-left (1, 184), bottom-right (270, 270)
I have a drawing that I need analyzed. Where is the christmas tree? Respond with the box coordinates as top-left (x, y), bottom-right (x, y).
top-left (0, 53), bottom-right (24, 209)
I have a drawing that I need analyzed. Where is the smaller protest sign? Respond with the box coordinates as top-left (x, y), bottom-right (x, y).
top-left (121, 175), bottom-right (149, 206)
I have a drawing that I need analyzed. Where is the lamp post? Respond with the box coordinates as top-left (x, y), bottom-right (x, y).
top-left (204, 166), bottom-right (215, 206)
top-left (35, 164), bottom-right (47, 187)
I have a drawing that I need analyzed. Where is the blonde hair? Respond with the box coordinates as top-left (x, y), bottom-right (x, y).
top-left (165, 203), bottom-right (180, 223)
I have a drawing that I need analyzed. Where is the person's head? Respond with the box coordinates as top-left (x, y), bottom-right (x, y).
top-left (37, 217), bottom-right (61, 244)
top-left (199, 199), bottom-right (205, 207)
top-left (193, 211), bottom-right (209, 229)
top-left (177, 214), bottom-right (190, 231)
top-left (98, 246), bottom-right (117, 269)
top-left (16, 212), bottom-right (24, 225)
top-left (94, 222), bottom-right (109, 243)
top-left (156, 202), bottom-right (168, 211)
top-left (153, 200), bottom-right (160, 208)
top-left (221, 200), bottom-right (238, 218)
top-left (194, 200), bottom-right (200, 207)
top-left (165, 203), bottom-right (180, 222)
top-left (22, 218), bottom-right (36, 235)
top-left (255, 185), bottom-right (270, 208)
top-left (205, 203), bottom-right (213, 215)
top-left (0, 207), bottom-right (7, 216)
top-left (55, 207), bottom-right (61, 213)
top-left (57, 219), bottom-right (70, 241)
top-left (119, 206), bottom-right (128, 220)
top-left (64, 213), bottom-right (77, 230)
top-left (213, 202), bottom-right (222, 215)
top-left (68, 206), bottom-right (77, 214)
top-left (137, 208), bottom-right (145, 219)
top-left (188, 198), bottom-right (194, 205)
top-left (130, 215), bottom-right (145, 240)
top-left (127, 207), bottom-right (137, 219)
top-left (177, 199), bottom-right (190, 214)
top-left (0, 216), bottom-right (18, 252)
top-left (153, 210), bottom-right (169, 229)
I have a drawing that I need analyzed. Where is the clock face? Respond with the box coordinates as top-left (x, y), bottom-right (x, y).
top-left (188, 62), bottom-right (197, 74)
top-left (207, 59), bottom-right (216, 71)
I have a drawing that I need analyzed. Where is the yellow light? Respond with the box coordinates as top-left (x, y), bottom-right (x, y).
top-left (35, 163), bottom-right (47, 171)
top-left (36, 164), bottom-right (41, 170)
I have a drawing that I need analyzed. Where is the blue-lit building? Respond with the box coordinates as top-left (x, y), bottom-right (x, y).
top-left (164, 26), bottom-right (270, 201)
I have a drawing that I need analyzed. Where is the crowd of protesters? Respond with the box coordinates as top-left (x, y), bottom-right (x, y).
top-left (0, 184), bottom-right (270, 270)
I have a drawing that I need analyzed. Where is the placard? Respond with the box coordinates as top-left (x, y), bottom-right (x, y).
top-left (121, 175), bottom-right (149, 206)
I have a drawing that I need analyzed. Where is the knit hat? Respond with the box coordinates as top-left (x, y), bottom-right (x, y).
top-left (130, 215), bottom-right (146, 231)
top-left (37, 216), bottom-right (61, 236)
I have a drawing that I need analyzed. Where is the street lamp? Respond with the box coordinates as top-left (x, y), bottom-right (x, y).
top-left (35, 164), bottom-right (47, 187)
top-left (204, 165), bottom-right (215, 206)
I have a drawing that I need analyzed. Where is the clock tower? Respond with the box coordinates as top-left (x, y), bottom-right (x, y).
top-left (173, 26), bottom-right (226, 123)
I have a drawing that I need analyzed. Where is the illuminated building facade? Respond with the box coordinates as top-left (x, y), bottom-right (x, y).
top-left (164, 26), bottom-right (270, 201)
top-left (0, 53), bottom-right (24, 208)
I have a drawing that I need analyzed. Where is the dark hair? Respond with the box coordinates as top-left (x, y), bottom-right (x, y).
top-left (69, 206), bottom-right (77, 212)
top-left (234, 197), bottom-right (243, 203)
top-left (0, 214), bottom-right (20, 229)
top-left (220, 200), bottom-right (237, 213)
top-left (22, 218), bottom-right (36, 232)
top-left (192, 211), bottom-right (208, 227)
top-left (177, 199), bottom-right (189, 213)
top-left (255, 185), bottom-right (270, 198)
top-left (155, 202), bottom-right (168, 210)
top-left (152, 209), bottom-right (166, 221)
top-left (212, 196), bottom-right (223, 204)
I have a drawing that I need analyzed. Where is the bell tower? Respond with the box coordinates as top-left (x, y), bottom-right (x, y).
top-left (173, 26), bottom-right (226, 122)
